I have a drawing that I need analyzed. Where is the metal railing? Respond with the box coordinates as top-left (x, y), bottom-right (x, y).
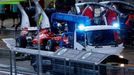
top-left (0, 48), bottom-right (134, 75)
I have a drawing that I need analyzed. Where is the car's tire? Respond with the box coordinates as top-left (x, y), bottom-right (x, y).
top-left (41, 39), bottom-right (48, 50)
top-left (16, 37), bottom-right (21, 47)
top-left (46, 40), bottom-right (55, 51)
top-left (15, 36), bottom-right (27, 58)
top-left (16, 36), bottom-right (27, 48)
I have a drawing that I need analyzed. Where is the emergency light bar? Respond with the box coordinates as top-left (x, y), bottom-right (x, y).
top-left (51, 13), bottom-right (91, 26)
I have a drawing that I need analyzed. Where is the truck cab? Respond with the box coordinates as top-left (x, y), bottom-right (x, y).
top-left (50, 12), bottom-right (122, 56)
top-left (74, 25), bottom-right (122, 55)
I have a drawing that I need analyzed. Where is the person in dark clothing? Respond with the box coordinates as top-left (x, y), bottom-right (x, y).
top-left (0, 5), bottom-right (6, 28)
top-left (19, 35), bottom-right (27, 48)
top-left (11, 4), bottom-right (19, 27)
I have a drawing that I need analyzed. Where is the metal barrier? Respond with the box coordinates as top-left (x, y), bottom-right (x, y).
top-left (0, 44), bottom-right (134, 75)
top-left (50, 58), bottom-right (134, 75)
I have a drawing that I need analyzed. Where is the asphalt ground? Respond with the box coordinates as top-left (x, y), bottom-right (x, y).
top-left (0, 18), bottom-right (35, 74)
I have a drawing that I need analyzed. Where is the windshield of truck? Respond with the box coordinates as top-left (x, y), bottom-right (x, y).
top-left (76, 30), bottom-right (117, 46)
top-left (87, 30), bottom-right (117, 46)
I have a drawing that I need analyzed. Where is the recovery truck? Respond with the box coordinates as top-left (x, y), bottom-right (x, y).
top-left (31, 12), bottom-right (127, 73)
top-left (50, 12), bottom-right (123, 55)
top-left (100, 1), bottom-right (134, 48)
top-left (16, 2), bottom-right (127, 69)
top-left (33, 3), bottom-right (122, 53)
top-left (30, 3), bottom-right (128, 72)
top-left (32, 2), bottom-right (123, 55)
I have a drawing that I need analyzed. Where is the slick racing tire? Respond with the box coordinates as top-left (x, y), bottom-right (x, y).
top-left (16, 36), bottom-right (27, 57)
top-left (16, 36), bottom-right (27, 48)
top-left (46, 40), bottom-right (55, 51)
top-left (16, 37), bottom-right (21, 47)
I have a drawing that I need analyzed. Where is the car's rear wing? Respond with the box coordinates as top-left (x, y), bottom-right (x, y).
top-left (17, 4), bottom-right (30, 29)
top-left (51, 13), bottom-right (91, 26)
top-left (33, 0), bottom-right (50, 29)
top-left (27, 27), bottom-right (37, 31)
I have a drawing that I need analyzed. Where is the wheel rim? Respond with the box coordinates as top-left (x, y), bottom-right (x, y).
top-left (46, 41), bottom-right (51, 50)
top-left (16, 39), bottom-right (20, 47)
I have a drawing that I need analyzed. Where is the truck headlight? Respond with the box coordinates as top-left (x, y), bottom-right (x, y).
top-left (120, 64), bottom-right (125, 67)
top-left (113, 22), bottom-right (120, 28)
top-left (119, 55), bottom-right (124, 59)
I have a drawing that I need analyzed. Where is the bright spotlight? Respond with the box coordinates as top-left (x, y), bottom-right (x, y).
top-left (119, 55), bottom-right (124, 59)
top-left (120, 64), bottom-right (125, 67)
top-left (57, 23), bottom-right (61, 27)
top-left (113, 23), bottom-right (120, 28)
top-left (78, 24), bottom-right (85, 30)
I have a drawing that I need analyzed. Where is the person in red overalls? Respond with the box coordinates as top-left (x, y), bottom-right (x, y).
top-left (81, 4), bottom-right (94, 20)
top-left (105, 5), bottom-right (121, 44)
top-left (105, 5), bottom-right (118, 25)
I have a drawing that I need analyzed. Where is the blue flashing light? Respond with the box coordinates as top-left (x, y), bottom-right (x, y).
top-left (78, 24), bottom-right (85, 30)
top-left (113, 23), bottom-right (120, 28)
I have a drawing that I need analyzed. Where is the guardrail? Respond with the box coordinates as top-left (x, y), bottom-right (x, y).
top-left (0, 47), bottom-right (134, 75)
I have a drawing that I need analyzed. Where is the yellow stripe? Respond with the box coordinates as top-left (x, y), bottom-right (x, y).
top-left (38, 14), bottom-right (43, 26)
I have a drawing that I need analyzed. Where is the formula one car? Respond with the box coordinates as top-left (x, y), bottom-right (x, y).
top-left (100, 1), bottom-right (134, 47)
top-left (15, 0), bottom-right (51, 58)
top-left (16, 0), bottom-right (69, 52)
top-left (16, 0), bottom-right (50, 49)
